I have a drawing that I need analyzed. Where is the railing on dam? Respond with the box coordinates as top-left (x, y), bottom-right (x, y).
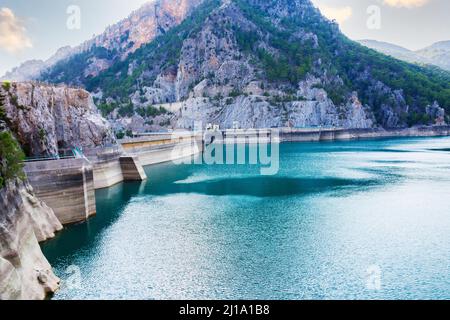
top-left (24, 149), bottom-right (76, 162)
top-left (119, 132), bottom-right (202, 154)
top-left (24, 154), bottom-right (76, 162)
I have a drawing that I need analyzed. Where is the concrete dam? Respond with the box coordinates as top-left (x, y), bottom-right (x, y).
top-left (24, 132), bottom-right (202, 225)
top-left (24, 125), bottom-right (450, 226)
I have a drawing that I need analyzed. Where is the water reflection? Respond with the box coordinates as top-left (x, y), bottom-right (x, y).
top-left (42, 137), bottom-right (450, 300)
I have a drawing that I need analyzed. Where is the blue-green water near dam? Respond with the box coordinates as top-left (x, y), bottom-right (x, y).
top-left (42, 137), bottom-right (450, 300)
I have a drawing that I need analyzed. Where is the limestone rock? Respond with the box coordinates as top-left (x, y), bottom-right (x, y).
top-left (0, 180), bottom-right (62, 300)
top-left (426, 102), bottom-right (446, 125)
top-left (175, 78), bottom-right (374, 129)
top-left (0, 82), bottom-right (116, 157)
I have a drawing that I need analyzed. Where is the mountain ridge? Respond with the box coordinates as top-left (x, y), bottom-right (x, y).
top-left (73, 0), bottom-right (449, 130)
top-left (3, 0), bottom-right (450, 132)
top-left (1, 0), bottom-right (204, 82)
top-left (358, 39), bottom-right (450, 72)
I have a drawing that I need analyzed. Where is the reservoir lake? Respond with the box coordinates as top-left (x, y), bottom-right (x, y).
top-left (42, 137), bottom-right (450, 300)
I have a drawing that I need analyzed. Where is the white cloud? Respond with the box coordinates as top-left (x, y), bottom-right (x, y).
top-left (0, 8), bottom-right (32, 53)
top-left (317, 5), bottom-right (353, 24)
top-left (383, 0), bottom-right (431, 8)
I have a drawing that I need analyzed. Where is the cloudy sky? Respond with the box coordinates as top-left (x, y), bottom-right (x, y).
top-left (0, 0), bottom-right (449, 76)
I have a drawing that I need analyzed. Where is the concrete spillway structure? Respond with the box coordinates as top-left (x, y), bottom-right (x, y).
top-left (24, 158), bottom-right (96, 225)
top-left (85, 132), bottom-right (201, 189)
top-left (24, 153), bottom-right (148, 225)
top-left (84, 146), bottom-right (129, 190)
top-left (24, 132), bottom-right (200, 225)
top-left (119, 133), bottom-right (203, 166)
top-left (119, 156), bottom-right (147, 181)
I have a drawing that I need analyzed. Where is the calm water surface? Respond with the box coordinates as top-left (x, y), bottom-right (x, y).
top-left (42, 137), bottom-right (450, 299)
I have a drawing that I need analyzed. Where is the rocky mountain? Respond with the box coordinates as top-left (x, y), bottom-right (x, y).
top-left (359, 39), bottom-right (450, 72)
top-left (0, 82), bottom-right (116, 157)
top-left (0, 179), bottom-right (63, 300)
top-left (80, 0), bottom-right (204, 62)
top-left (416, 41), bottom-right (450, 71)
top-left (17, 0), bottom-right (450, 130)
top-left (1, 0), bottom-right (204, 84)
top-left (0, 0), bottom-right (199, 83)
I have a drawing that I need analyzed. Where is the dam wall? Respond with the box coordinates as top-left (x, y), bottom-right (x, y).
top-left (82, 133), bottom-right (201, 190)
top-left (24, 158), bottom-right (96, 225)
top-left (24, 146), bottom-right (149, 224)
top-left (120, 133), bottom-right (203, 166)
top-left (84, 146), bottom-right (126, 190)
top-left (280, 126), bottom-right (450, 142)
top-left (221, 129), bottom-right (272, 144)
top-left (119, 156), bottom-right (147, 181)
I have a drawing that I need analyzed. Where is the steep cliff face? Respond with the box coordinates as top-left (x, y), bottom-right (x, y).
top-left (175, 77), bottom-right (374, 129)
top-left (83, 0), bottom-right (204, 61)
top-left (0, 82), bottom-right (116, 157)
top-left (0, 80), bottom-right (117, 299)
top-left (0, 180), bottom-right (63, 300)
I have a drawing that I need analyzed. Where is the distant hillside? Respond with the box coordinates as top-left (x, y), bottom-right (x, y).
top-left (359, 39), bottom-right (450, 72)
top-left (0, 47), bottom-right (73, 82)
top-left (416, 41), bottom-right (450, 71)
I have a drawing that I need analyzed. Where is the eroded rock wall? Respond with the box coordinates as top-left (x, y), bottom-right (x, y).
top-left (0, 82), bottom-right (116, 157)
top-left (0, 180), bottom-right (62, 300)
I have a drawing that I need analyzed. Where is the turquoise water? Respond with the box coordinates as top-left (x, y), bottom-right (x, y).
top-left (42, 137), bottom-right (450, 300)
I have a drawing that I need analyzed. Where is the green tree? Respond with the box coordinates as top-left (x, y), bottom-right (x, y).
top-left (0, 106), bottom-right (7, 122)
top-left (2, 81), bottom-right (11, 91)
top-left (0, 131), bottom-right (26, 189)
